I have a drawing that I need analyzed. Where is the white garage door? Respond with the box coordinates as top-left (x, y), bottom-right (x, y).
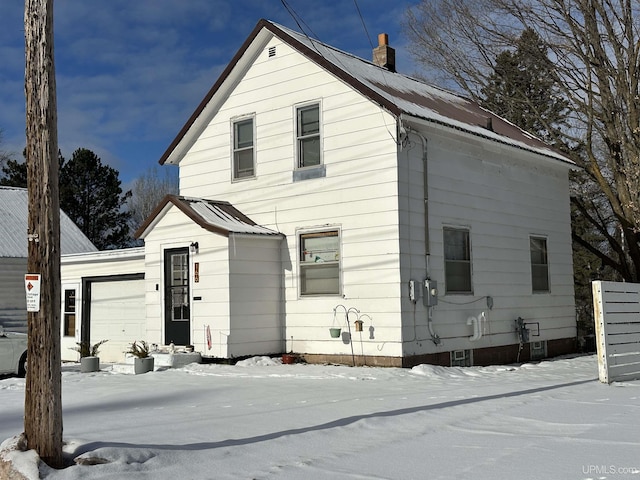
top-left (90, 279), bottom-right (145, 363)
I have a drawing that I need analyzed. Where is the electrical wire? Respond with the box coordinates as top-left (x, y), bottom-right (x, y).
top-left (353, 0), bottom-right (374, 49)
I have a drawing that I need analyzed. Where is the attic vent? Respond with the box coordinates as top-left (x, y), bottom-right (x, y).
top-left (268, 46), bottom-right (276, 57)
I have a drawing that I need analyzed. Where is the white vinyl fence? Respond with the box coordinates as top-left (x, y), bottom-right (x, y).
top-left (592, 281), bottom-right (640, 383)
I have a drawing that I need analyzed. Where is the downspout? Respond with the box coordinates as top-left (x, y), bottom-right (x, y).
top-left (402, 119), bottom-right (440, 345)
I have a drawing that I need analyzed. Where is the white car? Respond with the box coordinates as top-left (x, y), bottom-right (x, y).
top-left (0, 327), bottom-right (28, 377)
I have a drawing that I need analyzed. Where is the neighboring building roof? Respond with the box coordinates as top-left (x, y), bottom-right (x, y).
top-left (159, 19), bottom-right (573, 167)
top-left (0, 186), bottom-right (97, 258)
top-left (135, 195), bottom-right (283, 239)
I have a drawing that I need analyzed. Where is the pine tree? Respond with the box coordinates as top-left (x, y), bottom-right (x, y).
top-left (59, 148), bottom-right (132, 249)
top-left (480, 28), bottom-right (568, 146)
top-left (0, 158), bottom-right (28, 187)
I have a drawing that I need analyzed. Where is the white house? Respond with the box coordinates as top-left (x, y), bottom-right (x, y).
top-left (0, 186), bottom-right (97, 334)
top-left (61, 20), bottom-right (576, 367)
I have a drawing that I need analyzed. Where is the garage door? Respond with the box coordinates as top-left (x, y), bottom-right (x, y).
top-left (90, 279), bottom-right (145, 363)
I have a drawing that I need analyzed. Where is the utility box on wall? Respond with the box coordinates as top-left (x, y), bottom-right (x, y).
top-left (423, 279), bottom-right (438, 307)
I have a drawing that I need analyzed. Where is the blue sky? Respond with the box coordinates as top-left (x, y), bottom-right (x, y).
top-left (0, 1), bottom-right (418, 187)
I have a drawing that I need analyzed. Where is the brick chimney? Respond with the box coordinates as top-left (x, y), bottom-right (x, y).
top-left (373, 33), bottom-right (395, 72)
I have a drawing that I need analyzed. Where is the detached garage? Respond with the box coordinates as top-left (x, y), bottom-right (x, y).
top-left (61, 248), bottom-right (145, 363)
top-left (1, 186), bottom-right (97, 334)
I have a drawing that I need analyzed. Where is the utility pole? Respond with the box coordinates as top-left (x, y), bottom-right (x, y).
top-left (24, 0), bottom-right (63, 468)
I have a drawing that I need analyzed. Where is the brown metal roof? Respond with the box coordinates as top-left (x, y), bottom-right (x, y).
top-left (159, 19), bottom-right (572, 167)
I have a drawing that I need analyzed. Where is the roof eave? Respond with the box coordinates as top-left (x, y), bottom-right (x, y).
top-left (400, 113), bottom-right (576, 168)
top-left (158, 19), bottom-right (402, 167)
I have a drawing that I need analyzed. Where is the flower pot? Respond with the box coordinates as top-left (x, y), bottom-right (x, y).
top-left (329, 328), bottom-right (342, 338)
top-left (134, 356), bottom-right (155, 374)
top-left (282, 353), bottom-right (297, 364)
top-left (80, 356), bottom-right (100, 373)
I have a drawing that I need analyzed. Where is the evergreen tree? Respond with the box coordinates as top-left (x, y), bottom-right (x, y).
top-left (0, 158), bottom-right (28, 187)
top-left (480, 28), bottom-right (600, 341)
top-left (0, 149), bottom-right (63, 187)
top-left (480, 28), bottom-right (568, 145)
top-left (60, 148), bottom-right (132, 249)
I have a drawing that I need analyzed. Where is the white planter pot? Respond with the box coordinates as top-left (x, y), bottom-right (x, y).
top-left (80, 356), bottom-right (100, 373)
top-left (134, 357), bottom-right (154, 375)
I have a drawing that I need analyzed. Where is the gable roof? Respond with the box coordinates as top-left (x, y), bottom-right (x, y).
top-left (0, 186), bottom-right (97, 258)
top-left (159, 19), bottom-right (572, 167)
top-left (134, 195), bottom-right (283, 239)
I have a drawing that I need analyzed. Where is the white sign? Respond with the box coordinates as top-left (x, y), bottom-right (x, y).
top-left (25, 273), bottom-right (41, 312)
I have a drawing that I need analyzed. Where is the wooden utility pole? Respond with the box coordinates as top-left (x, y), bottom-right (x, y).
top-left (24, 0), bottom-right (63, 468)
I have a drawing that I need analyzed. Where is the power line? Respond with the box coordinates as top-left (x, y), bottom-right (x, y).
top-left (353, 0), bottom-right (374, 50)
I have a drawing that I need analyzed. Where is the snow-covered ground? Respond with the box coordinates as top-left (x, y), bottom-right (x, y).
top-left (0, 354), bottom-right (638, 479)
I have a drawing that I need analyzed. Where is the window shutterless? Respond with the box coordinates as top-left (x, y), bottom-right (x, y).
top-left (299, 230), bottom-right (340, 295)
top-left (296, 104), bottom-right (320, 168)
top-left (443, 227), bottom-right (472, 294)
top-left (233, 118), bottom-right (254, 179)
top-left (530, 236), bottom-right (549, 293)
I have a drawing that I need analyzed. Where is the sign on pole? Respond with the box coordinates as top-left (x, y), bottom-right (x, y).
top-left (25, 273), bottom-right (41, 312)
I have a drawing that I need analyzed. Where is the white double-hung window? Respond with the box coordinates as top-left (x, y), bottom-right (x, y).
top-left (232, 117), bottom-right (255, 179)
top-left (296, 103), bottom-right (321, 168)
top-left (530, 236), bottom-right (549, 293)
top-left (444, 227), bottom-right (473, 294)
top-left (299, 230), bottom-right (340, 295)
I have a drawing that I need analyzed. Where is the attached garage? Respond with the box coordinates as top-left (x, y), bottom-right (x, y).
top-left (61, 248), bottom-right (145, 363)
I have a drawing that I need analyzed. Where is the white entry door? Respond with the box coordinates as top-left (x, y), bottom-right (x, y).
top-left (60, 283), bottom-right (80, 360)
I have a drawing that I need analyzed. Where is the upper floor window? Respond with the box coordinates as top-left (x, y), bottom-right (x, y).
top-left (233, 117), bottom-right (254, 179)
top-left (530, 236), bottom-right (549, 293)
top-left (299, 230), bottom-right (340, 295)
top-left (444, 227), bottom-right (472, 294)
top-left (296, 104), bottom-right (321, 168)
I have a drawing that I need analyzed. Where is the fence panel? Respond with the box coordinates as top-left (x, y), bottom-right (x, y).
top-left (592, 281), bottom-right (640, 383)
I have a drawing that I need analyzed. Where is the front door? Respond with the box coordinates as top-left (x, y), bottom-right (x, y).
top-left (164, 248), bottom-right (190, 345)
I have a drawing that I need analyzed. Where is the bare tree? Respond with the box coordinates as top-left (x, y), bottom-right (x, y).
top-left (0, 130), bottom-right (13, 169)
top-left (23, 0), bottom-right (63, 468)
top-left (404, 0), bottom-right (640, 281)
top-left (128, 166), bottom-right (179, 237)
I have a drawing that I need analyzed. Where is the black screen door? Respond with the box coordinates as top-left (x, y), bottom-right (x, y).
top-left (164, 248), bottom-right (190, 345)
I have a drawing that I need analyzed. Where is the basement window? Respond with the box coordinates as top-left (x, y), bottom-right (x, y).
top-left (450, 349), bottom-right (472, 367)
top-left (530, 340), bottom-right (547, 360)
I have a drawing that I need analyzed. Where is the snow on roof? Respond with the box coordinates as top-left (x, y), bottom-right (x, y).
top-left (269, 21), bottom-right (572, 165)
top-left (0, 186), bottom-right (97, 258)
top-left (134, 195), bottom-right (282, 239)
top-left (184, 197), bottom-right (282, 236)
top-left (159, 19), bottom-right (573, 168)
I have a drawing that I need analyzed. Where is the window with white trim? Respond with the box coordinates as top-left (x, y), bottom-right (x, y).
top-left (299, 230), bottom-right (340, 295)
top-left (530, 236), bottom-right (549, 293)
top-left (63, 289), bottom-right (76, 337)
top-left (296, 103), bottom-right (320, 168)
top-left (232, 117), bottom-right (255, 179)
top-left (444, 227), bottom-right (472, 294)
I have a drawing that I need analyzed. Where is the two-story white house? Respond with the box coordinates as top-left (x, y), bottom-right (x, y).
top-left (61, 19), bottom-right (576, 367)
